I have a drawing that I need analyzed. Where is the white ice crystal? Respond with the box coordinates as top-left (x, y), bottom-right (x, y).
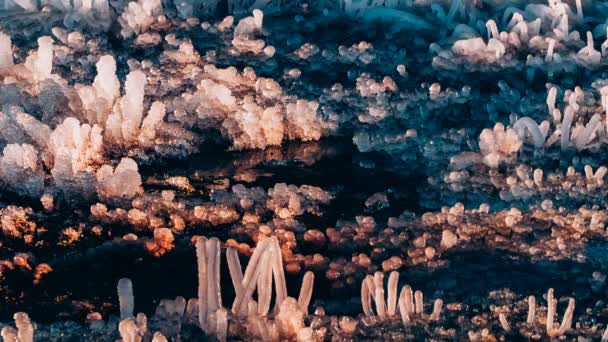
top-left (138, 101), bottom-right (166, 144)
top-left (577, 32), bottom-right (601, 66)
top-left (4, 0), bottom-right (37, 11)
top-left (25, 36), bottom-right (54, 83)
top-left (285, 100), bottom-right (324, 142)
top-left (96, 157), bottom-right (143, 201)
top-left (0, 107), bottom-right (52, 149)
top-left (78, 55), bottom-right (120, 125)
top-left (478, 123), bottom-right (522, 168)
top-left (0, 144), bottom-right (44, 197)
top-left (106, 70), bottom-right (146, 143)
top-left (118, 0), bottom-right (164, 39)
top-left (48, 117), bottom-right (104, 198)
top-left (232, 9), bottom-right (269, 54)
top-left (0, 32), bottom-right (13, 73)
top-left (49, 117), bottom-right (104, 173)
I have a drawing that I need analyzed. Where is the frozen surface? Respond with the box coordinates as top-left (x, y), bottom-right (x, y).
top-left (3, 0), bottom-right (608, 340)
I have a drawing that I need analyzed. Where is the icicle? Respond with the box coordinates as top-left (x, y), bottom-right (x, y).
top-left (602, 324), bottom-right (608, 341)
top-left (575, 114), bottom-right (601, 150)
top-left (364, 275), bottom-right (376, 302)
top-left (546, 288), bottom-right (555, 335)
top-left (561, 106), bottom-right (574, 151)
top-left (14, 313), bottom-right (34, 342)
top-left (118, 70), bottom-right (147, 141)
top-left (595, 166), bottom-right (607, 182)
top-left (231, 237), bottom-right (272, 316)
top-left (585, 165), bottom-right (594, 181)
top-left (506, 12), bottom-right (523, 31)
top-left (226, 247), bottom-right (244, 297)
top-left (361, 277), bottom-right (372, 316)
top-left (399, 286), bottom-right (411, 325)
top-left (0, 32), bottom-right (13, 73)
top-left (445, 0), bottom-right (461, 24)
top-left (545, 38), bottom-right (556, 62)
top-left (196, 237), bottom-right (209, 330)
top-left (117, 278), bottom-right (135, 319)
top-left (557, 298), bottom-right (575, 335)
top-left (33, 36), bottom-right (54, 82)
top-left (205, 238), bottom-right (222, 314)
top-left (118, 318), bottom-right (139, 342)
top-left (513, 117), bottom-right (546, 148)
top-left (387, 271), bottom-right (399, 316)
top-left (429, 299), bottom-right (443, 321)
top-left (527, 295), bottom-right (536, 324)
top-left (512, 21), bottom-right (529, 43)
top-left (414, 290), bottom-right (424, 315)
top-left (547, 87), bottom-right (557, 114)
top-left (533, 168), bottom-right (543, 186)
top-left (256, 250), bottom-right (273, 316)
top-left (499, 313), bottom-right (511, 332)
top-left (485, 19), bottom-right (499, 40)
top-left (374, 272), bottom-right (386, 319)
top-left (297, 271), bottom-right (314, 314)
top-left (215, 308), bottom-right (228, 342)
top-left (575, 0), bottom-right (583, 22)
top-left (269, 237), bottom-right (287, 314)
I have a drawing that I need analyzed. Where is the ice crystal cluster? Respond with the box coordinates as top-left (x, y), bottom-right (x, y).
top-left (6, 0), bottom-right (608, 341)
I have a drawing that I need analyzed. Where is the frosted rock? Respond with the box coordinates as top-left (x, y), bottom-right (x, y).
top-left (96, 158), bottom-right (143, 201)
top-left (0, 144), bottom-right (44, 197)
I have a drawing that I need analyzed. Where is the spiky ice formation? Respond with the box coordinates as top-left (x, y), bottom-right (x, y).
top-left (96, 158), bottom-right (143, 201)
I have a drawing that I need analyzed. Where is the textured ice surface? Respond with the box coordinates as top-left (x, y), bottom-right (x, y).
top-left (3, 0), bottom-right (608, 340)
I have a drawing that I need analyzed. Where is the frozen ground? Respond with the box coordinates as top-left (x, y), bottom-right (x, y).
top-left (3, 0), bottom-right (608, 340)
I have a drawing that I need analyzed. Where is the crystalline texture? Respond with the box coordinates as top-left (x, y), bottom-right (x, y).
top-left (116, 70), bottom-right (146, 141)
top-left (96, 158), bottom-right (143, 201)
top-left (0, 144), bottom-right (44, 198)
top-left (79, 55), bottom-right (120, 125)
top-left (30, 36), bottom-right (54, 82)
top-left (0, 32), bottom-right (13, 73)
top-left (118, 278), bottom-right (135, 319)
top-left (49, 117), bottom-right (104, 173)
